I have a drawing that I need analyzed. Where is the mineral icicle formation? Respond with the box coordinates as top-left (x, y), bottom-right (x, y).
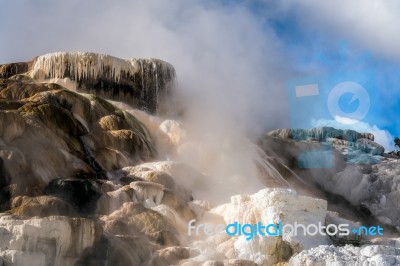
top-left (1, 52), bottom-right (176, 114)
top-left (0, 53), bottom-right (399, 265)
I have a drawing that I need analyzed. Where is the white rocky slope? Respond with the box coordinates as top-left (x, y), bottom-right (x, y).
top-left (260, 127), bottom-right (400, 233)
top-left (0, 215), bottom-right (100, 266)
top-left (202, 188), bottom-right (328, 265)
top-left (289, 244), bottom-right (400, 266)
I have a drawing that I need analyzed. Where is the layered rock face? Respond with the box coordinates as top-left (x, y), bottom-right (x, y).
top-left (0, 53), bottom-right (177, 265)
top-left (0, 78), bottom-right (156, 208)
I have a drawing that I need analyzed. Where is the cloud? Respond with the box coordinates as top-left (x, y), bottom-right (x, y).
top-left (275, 0), bottom-right (400, 61)
top-left (0, 1), bottom-right (294, 201)
top-left (0, 0), bottom-right (397, 137)
top-left (1, 0), bottom-right (398, 202)
top-left (0, 0), bottom-right (292, 134)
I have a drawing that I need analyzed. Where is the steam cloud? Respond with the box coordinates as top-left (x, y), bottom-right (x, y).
top-left (0, 0), bottom-right (294, 203)
top-left (1, 0), bottom-right (399, 202)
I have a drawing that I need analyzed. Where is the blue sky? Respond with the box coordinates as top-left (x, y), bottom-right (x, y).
top-left (0, 0), bottom-right (399, 149)
top-left (255, 0), bottom-right (400, 149)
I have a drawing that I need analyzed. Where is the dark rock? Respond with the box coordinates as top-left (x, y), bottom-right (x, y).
top-left (44, 179), bottom-right (101, 215)
top-left (119, 176), bottom-right (144, 185)
top-left (0, 99), bottom-right (24, 110)
top-left (77, 235), bottom-right (156, 266)
top-left (0, 62), bottom-right (29, 79)
top-left (0, 185), bottom-right (11, 212)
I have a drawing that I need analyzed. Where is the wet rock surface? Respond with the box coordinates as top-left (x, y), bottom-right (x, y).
top-left (0, 53), bottom-right (174, 264)
top-left (0, 77), bottom-right (156, 205)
